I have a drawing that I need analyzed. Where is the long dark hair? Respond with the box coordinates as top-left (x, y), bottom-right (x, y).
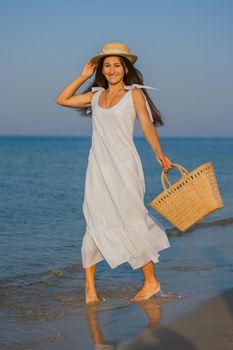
top-left (78, 55), bottom-right (164, 127)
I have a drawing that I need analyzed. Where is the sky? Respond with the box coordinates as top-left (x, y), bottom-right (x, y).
top-left (0, 0), bottom-right (232, 137)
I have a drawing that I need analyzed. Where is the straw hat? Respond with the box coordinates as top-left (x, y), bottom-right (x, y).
top-left (90, 42), bottom-right (137, 65)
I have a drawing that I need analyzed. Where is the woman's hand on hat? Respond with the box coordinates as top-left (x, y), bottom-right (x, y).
top-left (155, 151), bottom-right (173, 173)
top-left (80, 61), bottom-right (97, 79)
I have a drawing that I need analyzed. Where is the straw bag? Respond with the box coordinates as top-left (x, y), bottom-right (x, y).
top-left (149, 162), bottom-right (224, 232)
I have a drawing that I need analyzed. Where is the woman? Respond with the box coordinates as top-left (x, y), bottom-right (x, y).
top-left (56, 42), bottom-right (173, 304)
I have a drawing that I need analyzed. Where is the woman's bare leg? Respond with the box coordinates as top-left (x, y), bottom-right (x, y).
top-left (130, 260), bottom-right (161, 302)
top-left (84, 264), bottom-right (100, 304)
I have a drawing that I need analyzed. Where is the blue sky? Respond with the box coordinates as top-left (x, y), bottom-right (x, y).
top-left (0, 0), bottom-right (232, 136)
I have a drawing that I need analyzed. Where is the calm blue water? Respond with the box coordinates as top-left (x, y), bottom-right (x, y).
top-left (0, 136), bottom-right (232, 348)
top-left (0, 136), bottom-right (231, 281)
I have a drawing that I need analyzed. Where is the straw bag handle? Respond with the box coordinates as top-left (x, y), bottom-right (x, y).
top-left (161, 163), bottom-right (189, 190)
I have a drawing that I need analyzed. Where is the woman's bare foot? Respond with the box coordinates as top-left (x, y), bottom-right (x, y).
top-left (85, 284), bottom-right (100, 304)
top-left (130, 281), bottom-right (161, 302)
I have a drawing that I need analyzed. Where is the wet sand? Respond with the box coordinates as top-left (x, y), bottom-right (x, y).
top-left (118, 288), bottom-right (233, 350)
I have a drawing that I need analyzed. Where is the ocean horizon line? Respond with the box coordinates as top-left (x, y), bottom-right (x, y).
top-left (0, 134), bottom-right (232, 139)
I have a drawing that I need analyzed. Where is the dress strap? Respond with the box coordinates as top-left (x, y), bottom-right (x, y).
top-left (91, 86), bottom-right (105, 92)
top-left (124, 84), bottom-right (159, 122)
top-left (86, 87), bottom-right (105, 114)
top-left (124, 84), bottom-right (159, 91)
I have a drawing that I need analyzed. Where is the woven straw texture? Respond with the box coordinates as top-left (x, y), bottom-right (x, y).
top-left (149, 162), bottom-right (223, 232)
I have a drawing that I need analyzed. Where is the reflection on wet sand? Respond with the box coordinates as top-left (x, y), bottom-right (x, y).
top-left (86, 303), bottom-right (110, 348)
top-left (85, 298), bottom-right (163, 349)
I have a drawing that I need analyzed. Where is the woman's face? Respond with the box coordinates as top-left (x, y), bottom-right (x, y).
top-left (102, 56), bottom-right (128, 85)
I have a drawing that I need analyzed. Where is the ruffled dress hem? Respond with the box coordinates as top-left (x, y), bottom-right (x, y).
top-left (82, 245), bottom-right (170, 270)
top-left (81, 215), bottom-right (170, 270)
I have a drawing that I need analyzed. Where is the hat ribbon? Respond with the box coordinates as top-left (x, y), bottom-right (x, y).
top-left (101, 48), bottom-right (130, 55)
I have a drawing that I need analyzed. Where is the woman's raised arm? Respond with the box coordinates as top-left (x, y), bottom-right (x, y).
top-left (55, 62), bottom-right (97, 108)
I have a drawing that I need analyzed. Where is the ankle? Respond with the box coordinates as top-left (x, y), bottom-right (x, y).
top-left (144, 279), bottom-right (160, 287)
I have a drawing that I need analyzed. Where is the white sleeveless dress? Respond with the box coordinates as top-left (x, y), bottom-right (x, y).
top-left (81, 84), bottom-right (170, 269)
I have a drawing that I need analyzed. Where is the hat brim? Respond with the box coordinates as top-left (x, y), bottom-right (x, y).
top-left (90, 53), bottom-right (137, 65)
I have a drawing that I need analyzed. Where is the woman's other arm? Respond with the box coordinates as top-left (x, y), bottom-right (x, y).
top-left (132, 88), bottom-right (173, 172)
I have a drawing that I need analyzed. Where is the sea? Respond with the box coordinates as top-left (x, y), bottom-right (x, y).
top-left (0, 136), bottom-right (232, 349)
